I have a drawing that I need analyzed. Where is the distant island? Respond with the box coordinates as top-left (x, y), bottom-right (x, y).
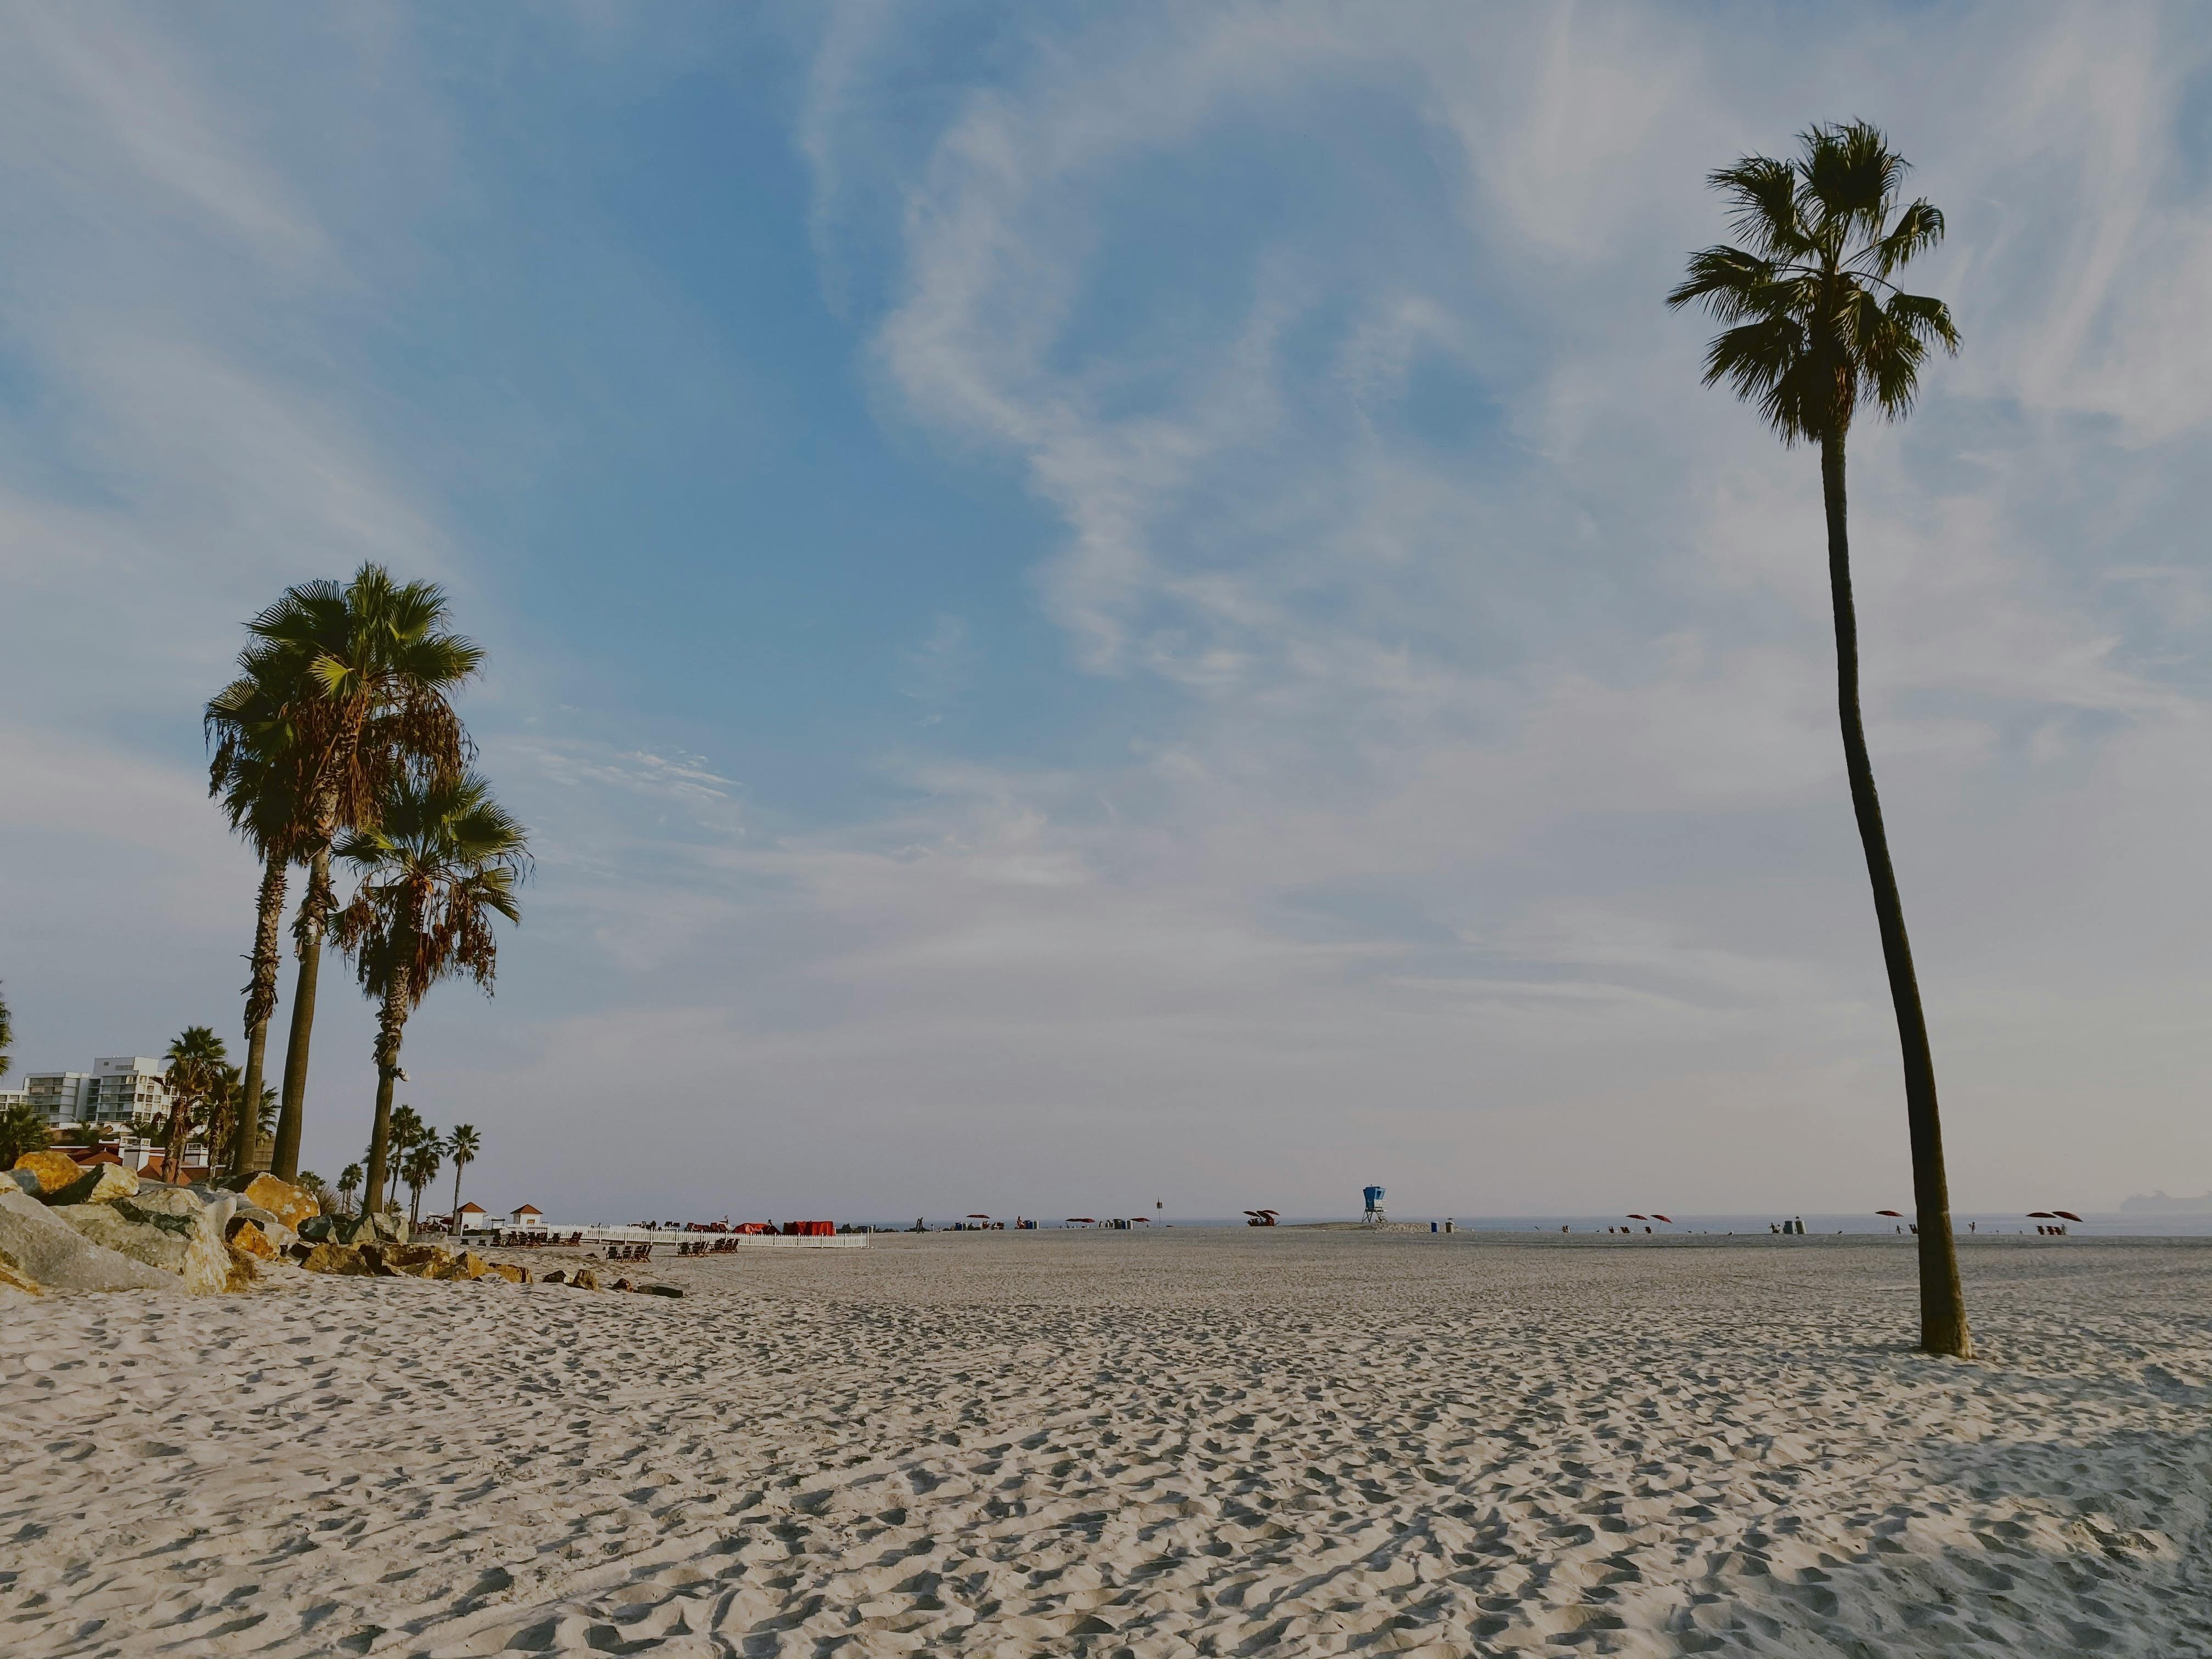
top-left (2120, 1192), bottom-right (2212, 1216)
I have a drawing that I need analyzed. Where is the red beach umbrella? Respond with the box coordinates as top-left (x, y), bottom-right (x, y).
top-left (1876, 1210), bottom-right (1903, 1217)
top-left (2027, 1211), bottom-right (2054, 1218)
top-left (2055, 1210), bottom-right (2083, 1222)
top-left (1627, 1214), bottom-right (1647, 1221)
top-left (1066, 1217), bottom-right (1095, 1224)
top-left (1651, 1214), bottom-right (1672, 1223)
top-left (967, 1214), bottom-right (991, 1219)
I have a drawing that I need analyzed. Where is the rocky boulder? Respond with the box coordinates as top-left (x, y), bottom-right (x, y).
top-left (569, 1267), bottom-right (600, 1290)
top-left (12, 1149), bottom-right (92, 1197)
top-left (226, 1209), bottom-right (296, 1254)
top-left (228, 1218), bottom-right (280, 1261)
top-left (331, 1210), bottom-right (409, 1246)
top-left (431, 1250), bottom-right (493, 1281)
top-left (53, 1187), bottom-right (231, 1296)
top-left (14, 1150), bottom-right (139, 1205)
top-left (223, 1242), bottom-right (261, 1293)
top-left (375, 1243), bottom-right (449, 1278)
top-left (229, 1173), bottom-right (320, 1231)
top-left (487, 1261), bottom-right (530, 1284)
top-left (0, 1187), bottom-right (178, 1294)
top-left (59, 1163), bottom-right (142, 1205)
top-left (295, 1242), bottom-right (376, 1276)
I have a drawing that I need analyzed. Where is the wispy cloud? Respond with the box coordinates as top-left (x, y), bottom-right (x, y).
top-left (5, 3), bottom-right (2210, 1218)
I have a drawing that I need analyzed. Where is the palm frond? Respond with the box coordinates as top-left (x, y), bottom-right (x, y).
top-left (1671, 121), bottom-right (1954, 442)
top-left (1861, 198), bottom-right (1944, 278)
top-left (1707, 156), bottom-right (1811, 259)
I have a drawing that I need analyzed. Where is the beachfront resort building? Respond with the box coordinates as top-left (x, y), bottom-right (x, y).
top-left (21, 1056), bottom-right (172, 1128)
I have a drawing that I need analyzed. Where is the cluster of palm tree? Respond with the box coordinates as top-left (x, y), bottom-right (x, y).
top-left (203, 563), bottom-right (527, 1221)
top-left (143, 1026), bottom-right (279, 1181)
top-left (342, 1107), bottom-right (482, 1227)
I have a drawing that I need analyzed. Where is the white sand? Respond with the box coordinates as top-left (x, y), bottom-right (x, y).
top-left (3, 1231), bottom-right (2208, 1657)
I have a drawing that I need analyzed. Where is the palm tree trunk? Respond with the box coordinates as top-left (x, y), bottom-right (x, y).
top-left (361, 984), bottom-right (408, 1221)
top-left (164, 1103), bottom-right (191, 1183)
top-left (270, 847), bottom-right (331, 1181)
top-left (1821, 432), bottom-right (1972, 1359)
top-left (450, 1161), bottom-right (464, 1229)
top-left (233, 854), bottom-right (289, 1174)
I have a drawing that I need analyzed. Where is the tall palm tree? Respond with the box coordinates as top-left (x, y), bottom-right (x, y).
top-left (445, 1122), bottom-right (481, 1228)
top-left (385, 1104), bottom-right (424, 1213)
top-left (204, 672), bottom-right (315, 1176)
top-left (337, 1161), bottom-right (363, 1217)
top-left (160, 1027), bottom-right (228, 1183)
top-left (402, 1136), bottom-right (442, 1227)
top-left (221, 565), bottom-right (482, 1182)
top-left (1, 979), bottom-right (12, 1079)
top-left (1668, 121), bottom-right (1969, 1357)
top-left (334, 773), bottom-right (527, 1222)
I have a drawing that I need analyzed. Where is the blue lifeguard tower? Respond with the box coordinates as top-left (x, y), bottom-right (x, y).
top-left (1362, 1184), bottom-right (1387, 1224)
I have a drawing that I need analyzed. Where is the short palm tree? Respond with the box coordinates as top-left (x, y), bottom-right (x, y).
top-left (1668, 120), bottom-right (1970, 1357)
top-left (384, 1103), bottom-right (425, 1212)
top-left (0, 1102), bottom-right (47, 1167)
top-left (160, 1027), bottom-right (228, 1183)
top-left (445, 1123), bottom-right (481, 1228)
top-left (402, 1136), bottom-right (442, 1227)
top-left (201, 1063), bottom-right (245, 1178)
top-left (337, 1161), bottom-right (363, 1217)
top-left (334, 774), bottom-right (527, 1223)
top-left (217, 565), bottom-right (481, 1183)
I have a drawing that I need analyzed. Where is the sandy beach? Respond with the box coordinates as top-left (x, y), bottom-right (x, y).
top-left (4, 1230), bottom-right (2208, 1657)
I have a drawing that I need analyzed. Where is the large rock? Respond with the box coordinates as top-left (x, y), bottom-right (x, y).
top-left (375, 1243), bottom-right (450, 1278)
top-left (13, 1149), bottom-right (138, 1205)
top-left (232, 1173), bottom-right (320, 1231)
top-left (296, 1242), bottom-right (376, 1277)
top-left (430, 1250), bottom-right (492, 1282)
top-left (52, 1190), bottom-right (230, 1296)
top-left (228, 1219), bottom-right (280, 1261)
top-left (12, 1150), bottom-right (89, 1195)
top-left (297, 1213), bottom-right (336, 1243)
top-left (333, 1210), bottom-right (408, 1246)
top-left (0, 1187), bottom-right (178, 1294)
top-left (223, 1242), bottom-right (260, 1293)
top-left (54, 1163), bottom-right (141, 1205)
top-left (486, 1261), bottom-right (530, 1284)
top-left (227, 1209), bottom-right (296, 1255)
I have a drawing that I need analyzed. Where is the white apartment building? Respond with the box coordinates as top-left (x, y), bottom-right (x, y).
top-left (21, 1057), bottom-right (171, 1128)
top-left (24, 1071), bottom-right (94, 1124)
top-left (91, 1056), bottom-right (171, 1125)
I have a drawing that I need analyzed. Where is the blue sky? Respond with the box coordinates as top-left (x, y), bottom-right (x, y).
top-left (3, 2), bottom-right (2210, 1220)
